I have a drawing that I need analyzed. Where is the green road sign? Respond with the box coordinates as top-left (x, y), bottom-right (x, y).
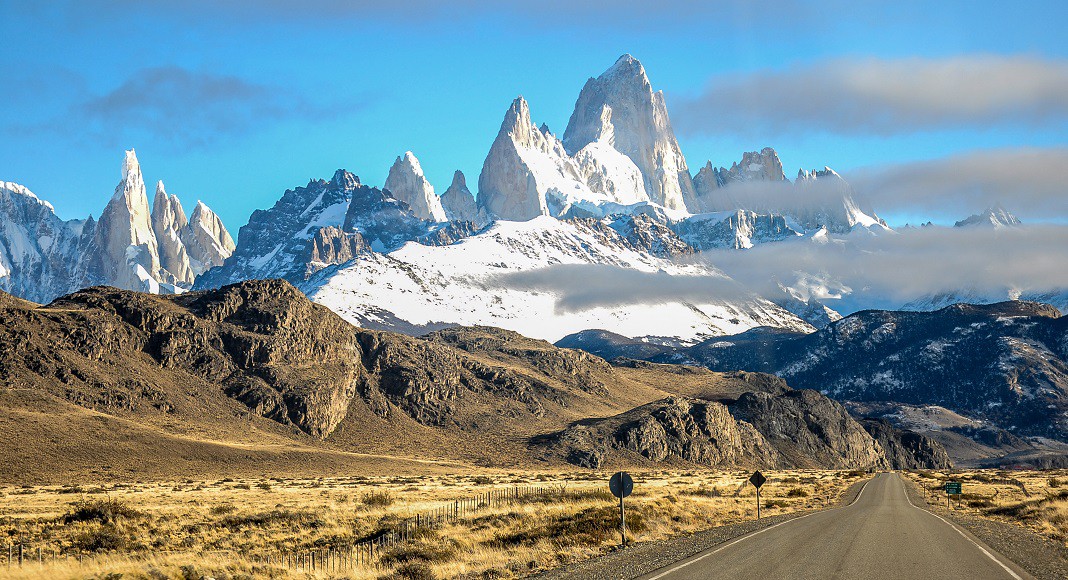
top-left (945, 482), bottom-right (962, 495)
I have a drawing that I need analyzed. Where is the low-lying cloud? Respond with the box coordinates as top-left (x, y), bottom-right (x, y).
top-left (673, 55), bottom-right (1068, 136)
top-left (488, 264), bottom-right (748, 314)
top-left (707, 225), bottom-right (1068, 311)
top-left (850, 148), bottom-right (1068, 220)
top-left (18, 67), bottom-right (349, 151)
top-left (489, 226), bottom-right (1068, 316)
top-left (696, 148), bottom-right (1068, 222)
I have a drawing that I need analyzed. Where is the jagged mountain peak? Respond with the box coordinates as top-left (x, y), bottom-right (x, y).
top-left (1, 181), bottom-right (55, 213)
top-left (954, 205), bottom-right (1021, 229)
top-left (601, 53), bottom-right (651, 87)
top-left (120, 148), bottom-right (140, 184)
top-left (797, 166), bottom-right (841, 181)
top-left (384, 151), bottom-right (447, 222)
top-left (442, 170), bottom-right (488, 226)
top-left (329, 169), bottom-right (361, 190)
top-left (450, 169), bottom-right (466, 190)
top-left (729, 147), bottom-right (787, 182)
top-left (563, 55), bottom-right (695, 212)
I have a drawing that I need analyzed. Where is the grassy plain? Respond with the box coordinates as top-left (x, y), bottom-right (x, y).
top-left (0, 469), bottom-right (866, 579)
top-left (905, 469), bottom-right (1068, 547)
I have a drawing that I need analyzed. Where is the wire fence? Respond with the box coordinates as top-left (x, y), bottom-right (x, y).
top-left (3, 484), bottom-right (563, 572)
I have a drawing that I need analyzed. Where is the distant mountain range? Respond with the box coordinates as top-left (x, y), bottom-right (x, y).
top-left (0, 151), bottom-right (233, 303)
top-left (558, 300), bottom-right (1068, 467)
top-left (5, 53), bottom-right (1055, 339)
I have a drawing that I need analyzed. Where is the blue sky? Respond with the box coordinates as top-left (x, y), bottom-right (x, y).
top-left (2, 0), bottom-right (1066, 230)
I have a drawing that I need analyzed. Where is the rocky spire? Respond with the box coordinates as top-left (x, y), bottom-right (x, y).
top-left (383, 152), bottom-right (447, 222)
top-left (478, 96), bottom-right (597, 221)
top-left (563, 54), bottom-right (696, 211)
top-left (183, 200), bottom-right (236, 274)
top-left (440, 170), bottom-right (487, 225)
top-left (151, 180), bottom-right (195, 284)
top-left (82, 149), bottom-right (167, 292)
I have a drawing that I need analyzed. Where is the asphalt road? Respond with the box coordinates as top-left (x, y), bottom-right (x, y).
top-left (638, 472), bottom-right (1032, 580)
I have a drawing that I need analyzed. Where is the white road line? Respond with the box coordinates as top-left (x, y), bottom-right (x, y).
top-left (643, 475), bottom-right (874, 580)
top-left (898, 474), bottom-right (1023, 580)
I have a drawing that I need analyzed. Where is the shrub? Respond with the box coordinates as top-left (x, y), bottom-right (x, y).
top-left (63, 499), bottom-right (141, 524)
top-left (219, 509), bottom-right (322, 530)
top-left (72, 523), bottom-right (129, 552)
top-left (380, 540), bottom-right (457, 566)
top-left (362, 491), bottom-right (395, 507)
top-left (688, 486), bottom-right (721, 498)
top-left (209, 504), bottom-right (236, 516)
top-left (388, 561), bottom-right (436, 580)
top-left (786, 488), bottom-right (808, 498)
top-left (491, 505), bottom-right (645, 548)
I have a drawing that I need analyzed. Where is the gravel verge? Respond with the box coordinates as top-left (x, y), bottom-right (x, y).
top-left (534, 477), bottom-right (871, 580)
top-left (900, 476), bottom-right (1068, 580)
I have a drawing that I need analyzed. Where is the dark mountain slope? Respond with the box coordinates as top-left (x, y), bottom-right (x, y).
top-left (663, 302), bottom-right (1068, 441)
top-left (0, 281), bottom-right (947, 482)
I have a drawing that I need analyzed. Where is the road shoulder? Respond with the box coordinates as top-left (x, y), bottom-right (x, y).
top-left (534, 476), bottom-right (871, 580)
top-left (900, 474), bottom-right (1067, 580)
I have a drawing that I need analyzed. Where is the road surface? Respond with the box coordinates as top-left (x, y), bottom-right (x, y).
top-left (639, 472), bottom-right (1031, 580)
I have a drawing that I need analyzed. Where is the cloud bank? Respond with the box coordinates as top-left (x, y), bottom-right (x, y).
top-left (673, 55), bottom-right (1068, 136)
top-left (491, 226), bottom-right (1068, 317)
top-left (18, 67), bottom-right (348, 151)
top-left (488, 264), bottom-right (748, 314)
top-left (849, 148), bottom-right (1068, 219)
top-left (711, 225), bottom-right (1068, 311)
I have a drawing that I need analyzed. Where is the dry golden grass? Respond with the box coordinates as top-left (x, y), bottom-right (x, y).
top-left (0, 469), bottom-right (866, 579)
top-left (905, 469), bottom-right (1068, 547)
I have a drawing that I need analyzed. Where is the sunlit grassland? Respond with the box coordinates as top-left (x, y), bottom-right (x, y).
top-left (905, 469), bottom-right (1068, 547)
top-left (0, 469), bottom-right (866, 579)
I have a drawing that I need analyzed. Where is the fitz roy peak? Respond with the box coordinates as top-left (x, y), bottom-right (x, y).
top-left (0, 149), bottom-right (234, 303)
top-left (563, 54), bottom-right (697, 212)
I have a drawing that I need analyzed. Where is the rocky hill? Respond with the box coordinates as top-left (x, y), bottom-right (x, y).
top-left (0, 281), bottom-right (944, 482)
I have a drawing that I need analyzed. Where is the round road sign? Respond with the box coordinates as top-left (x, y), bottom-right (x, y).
top-left (610, 471), bottom-right (634, 498)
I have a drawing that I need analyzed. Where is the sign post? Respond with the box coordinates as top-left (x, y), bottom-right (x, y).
top-left (609, 471), bottom-right (634, 547)
top-left (945, 481), bottom-right (962, 509)
top-left (749, 471), bottom-right (767, 520)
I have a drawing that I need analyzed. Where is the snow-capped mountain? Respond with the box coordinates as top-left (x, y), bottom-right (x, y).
top-left (954, 205), bottom-right (1022, 229)
top-left (477, 96), bottom-right (652, 220)
top-left (690, 147), bottom-right (886, 235)
top-left (304, 216), bottom-right (812, 342)
top-left (0, 181), bottom-right (92, 303)
top-left (0, 149), bottom-right (234, 303)
top-left (563, 54), bottom-right (697, 212)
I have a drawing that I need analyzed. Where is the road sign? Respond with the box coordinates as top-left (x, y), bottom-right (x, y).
top-left (749, 471), bottom-right (767, 520)
top-left (610, 471), bottom-right (634, 499)
top-left (609, 472), bottom-right (634, 547)
top-left (945, 482), bottom-right (962, 495)
top-left (749, 471), bottom-right (767, 489)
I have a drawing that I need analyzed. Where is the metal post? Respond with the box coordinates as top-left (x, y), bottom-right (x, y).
top-left (619, 489), bottom-right (626, 546)
top-left (757, 488), bottom-right (761, 520)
